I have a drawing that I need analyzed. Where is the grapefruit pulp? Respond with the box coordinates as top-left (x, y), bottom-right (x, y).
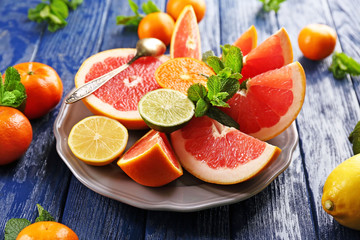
top-left (233, 25), bottom-right (258, 56)
top-left (170, 116), bottom-right (281, 185)
top-left (241, 28), bottom-right (293, 81)
top-left (118, 130), bottom-right (183, 187)
top-left (223, 62), bottom-right (306, 141)
top-left (74, 48), bottom-right (169, 129)
top-left (170, 5), bottom-right (201, 59)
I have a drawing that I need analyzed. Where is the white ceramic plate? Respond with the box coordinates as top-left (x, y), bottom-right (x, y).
top-left (53, 91), bottom-right (298, 212)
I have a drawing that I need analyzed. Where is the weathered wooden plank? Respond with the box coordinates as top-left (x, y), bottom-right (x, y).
top-left (219, 0), bottom-right (316, 239)
top-left (278, 0), bottom-right (360, 238)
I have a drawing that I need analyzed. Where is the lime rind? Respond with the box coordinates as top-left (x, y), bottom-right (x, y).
top-left (138, 89), bottom-right (195, 133)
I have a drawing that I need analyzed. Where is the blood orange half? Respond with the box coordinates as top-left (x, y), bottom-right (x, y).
top-left (170, 5), bottom-right (201, 59)
top-left (223, 62), bottom-right (306, 141)
top-left (170, 116), bottom-right (281, 185)
top-left (118, 130), bottom-right (183, 187)
top-left (241, 28), bottom-right (293, 81)
top-left (74, 48), bottom-right (169, 129)
top-left (233, 25), bottom-right (258, 56)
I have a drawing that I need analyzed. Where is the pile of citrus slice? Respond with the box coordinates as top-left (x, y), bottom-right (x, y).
top-left (67, 5), bottom-right (305, 187)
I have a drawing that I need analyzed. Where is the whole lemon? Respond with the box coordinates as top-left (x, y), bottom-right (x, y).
top-left (322, 154), bottom-right (360, 230)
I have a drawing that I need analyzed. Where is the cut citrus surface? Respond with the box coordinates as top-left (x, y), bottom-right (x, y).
top-left (118, 130), bottom-right (183, 187)
top-left (68, 116), bottom-right (128, 166)
top-left (233, 25), bottom-right (258, 56)
top-left (241, 28), bottom-right (293, 81)
top-left (155, 57), bottom-right (215, 94)
top-left (170, 116), bottom-right (281, 185)
top-left (223, 61), bottom-right (306, 141)
top-left (138, 89), bottom-right (195, 133)
top-left (74, 48), bottom-right (169, 129)
top-left (170, 5), bottom-right (201, 59)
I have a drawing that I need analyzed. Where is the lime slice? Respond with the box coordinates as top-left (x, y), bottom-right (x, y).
top-left (68, 116), bottom-right (128, 166)
top-left (138, 89), bottom-right (195, 133)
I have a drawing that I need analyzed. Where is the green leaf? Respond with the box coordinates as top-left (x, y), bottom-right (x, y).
top-left (187, 83), bottom-right (207, 102)
top-left (50, 0), bottom-right (69, 19)
top-left (206, 107), bottom-right (240, 129)
top-left (206, 56), bottom-right (224, 74)
top-left (4, 218), bottom-right (31, 240)
top-left (142, 0), bottom-right (161, 14)
top-left (222, 45), bottom-right (243, 74)
top-left (329, 52), bottom-right (360, 79)
top-left (0, 67), bottom-right (27, 108)
top-left (195, 98), bottom-right (210, 117)
top-left (220, 44), bottom-right (231, 62)
top-left (35, 204), bottom-right (55, 222)
top-left (28, 3), bottom-right (48, 22)
top-left (349, 121), bottom-right (360, 155)
top-left (202, 50), bottom-right (216, 64)
top-left (66, 0), bottom-right (83, 10)
top-left (116, 15), bottom-right (142, 26)
top-left (259, 0), bottom-right (286, 12)
top-left (128, 0), bottom-right (140, 15)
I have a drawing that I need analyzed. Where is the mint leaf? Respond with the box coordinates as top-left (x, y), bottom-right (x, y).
top-left (0, 67), bottom-right (27, 108)
top-left (187, 83), bottom-right (207, 102)
top-left (116, 15), bottom-right (142, 26)
top-left (35, 204), bottom-right (55, 222)
top-left (64, 0), bottom-right (83, 10)
top-left (349, 121), bottom-right (360, 155)
top-left (222, 46), bottom-right (243, 74)
top-left (206, 107), bottom-right (240, 129)
top-left (329, 52), bottom-right (360, 79)
top-left (202, 50), bottom-right (216, 64)
top-left (206, 56), bottom-right (224, 74)
top-left (259, 0), bottom-right (286, 12)
top-left (195, 98), bottom-right (210, 117)
top-left (141, 0), bottom-right (161, 14)
top-left (128, 0), bottom-right (140, 15)
top-left (4, 218), bottom-right (31, 240)
top-left (51, 0), bottom-right (69, 19)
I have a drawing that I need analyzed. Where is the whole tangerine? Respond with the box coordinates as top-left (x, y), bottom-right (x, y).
top-left (11, 62), bottom-right (63, 119)
top-left (16, 221), bottom-right (78, 240)
top-left (0, 106), bottom-right (32, 165)
top-left (298, 23), bottom-right (337, 60)
top-left (166, 0), bottom-right (206, 22)
top-left (138, 12), bottom-right (175, 46)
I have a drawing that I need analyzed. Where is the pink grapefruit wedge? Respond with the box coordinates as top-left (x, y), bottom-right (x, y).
top-left (233, 25), bottom-right (258, 56)
top-left (118, 130), bottom-right (183, 187)
top-left (74, 48), bottom-right (169, 129)
top-left (170, 5), bottom-right (201, 59)
top-left (241, 28), bottom-right (293, 81)
top-left (170, 116), bottom-right (281, 185)
top-left (223, 61), bottom-right (306, 141)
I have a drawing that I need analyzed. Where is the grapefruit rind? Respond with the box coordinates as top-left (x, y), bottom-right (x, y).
top-left (118, 130), bottom-right (183, 187)
top-left (170, 5), bottom-right (202, 59)
top-left (74, 48), bottom-right (169, 130)
top-left (170, 119), bottom-right (281, 185)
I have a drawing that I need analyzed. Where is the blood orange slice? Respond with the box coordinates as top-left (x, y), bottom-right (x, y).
top-left (170, 116), bottom-right (281, 185)
top-left (170, 5), bottom-right (201, 59)
top-left (74, 49), bottom-right (169, 129)
top-left (241, 28), bottom-right (293, 81)
top-left (118, 130), bottom-right (183, 187)
top-left (233, 25), bottom-right (258, 56)
top-left (223, 62), bottom-right (306, 141)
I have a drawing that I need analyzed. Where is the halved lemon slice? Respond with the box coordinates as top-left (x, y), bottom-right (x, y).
top-left (68, 116), bottom-right (128, 166)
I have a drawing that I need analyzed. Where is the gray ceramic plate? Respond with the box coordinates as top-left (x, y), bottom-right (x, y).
top-left (53, 91), bottom-right (298, 212)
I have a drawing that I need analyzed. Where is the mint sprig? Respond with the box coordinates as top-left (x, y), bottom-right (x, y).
top-left (4, 204), bottom-right (55, 240)
top-left (259, 0), bottom-right (286, 12)
top-left (28, 0), bottom-right (83, 32)
top-left (0, 67), bottom-right (27, 109)
top-left (187, 45), bottom-right (243, 129)
top-left (329, 52), bottom-right (360, 79)
top-left (349, 121), bottom-right (360, 155)
top-left (116, 0), bottom-right (160, 27)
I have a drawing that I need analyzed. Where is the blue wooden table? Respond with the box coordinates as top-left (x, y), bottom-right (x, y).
top-left (2, 0), bottom-right (360, 239)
